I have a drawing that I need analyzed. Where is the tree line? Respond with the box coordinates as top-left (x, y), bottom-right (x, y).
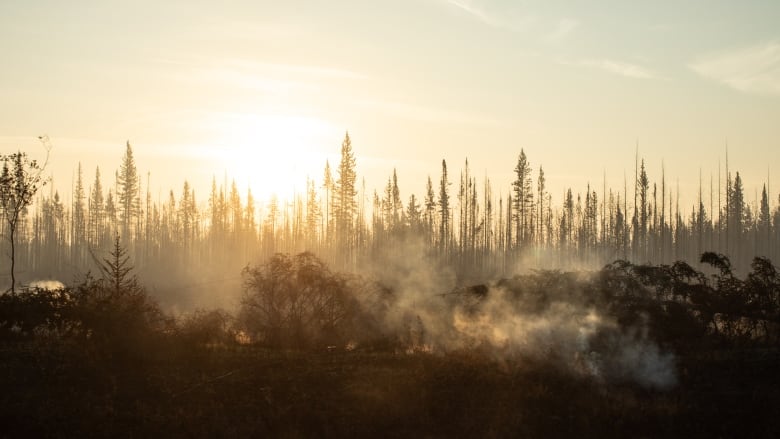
top-left (3, 134), bottom-right (780, 293)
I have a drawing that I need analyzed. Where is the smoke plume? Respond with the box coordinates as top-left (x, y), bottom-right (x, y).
top-left (362, 238), bottom-right (677, 390)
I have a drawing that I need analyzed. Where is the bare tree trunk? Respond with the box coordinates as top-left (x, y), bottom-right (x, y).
top-left (9, 224), bottom-right (16, 292)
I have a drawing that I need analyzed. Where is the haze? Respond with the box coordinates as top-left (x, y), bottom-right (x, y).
top-left (2, 0), bottom-right (780, 207)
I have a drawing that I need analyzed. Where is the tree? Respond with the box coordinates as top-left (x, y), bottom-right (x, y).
top-left (391, 169), bottom-right (402, 228)
top-left (537, 166), bottom-right (546, 246)
top-left (208, 176), bottom-right (226, 250)
top-left (229, 180), bottom-right (242, 238)
top-left (758, 184), bottom-right (770, 256)
top-left (438, 160), bottom-right (451, 253)
top-left (638, 159), bottom-right (649, 257)
top-left (117, 141), bottom-right (140, 241)
top-left (334, 132), bottom-right (357, 243)
top-left (305, 177), bottom-right (320, 245)
top-left (615, 195), bottom-right (625, 257)
top-left (563, 188), bottom-right (574, 248)
top-left (424, 176), bottom-right (436, 243)
top-left (179, 180), bottom-right (196, 252)
top-left (1, 151), bottom-right (47, 292)
top-left (88, 167), bottom-right (104, 248)
top-left (382, 176), bottom-right (394, 229)
top-left (728, 172), bottom-right (745, 258)
top-left (406, 193), bottom-right (422, 233)
top-left (512, 150), bottom-right (533, 247)
top-left (72, 163), bottom-right (87, 267)
top-left (99, 234), bottom-right (142, 296)
top-left (245, 187), bottom-right (256, 242)
top-left (322, 160), bottom-right (333, 244)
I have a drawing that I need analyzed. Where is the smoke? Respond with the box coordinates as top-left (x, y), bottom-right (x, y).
top-left (28, 280), bottom-right (66, 290)
top-left (361, 238), bottom-right (677, 390)
top-left (361, 236), bottom-right (459, 349)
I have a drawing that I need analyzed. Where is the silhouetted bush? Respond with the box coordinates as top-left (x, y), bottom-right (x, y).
top-left (2, 252), bottom-right (780, 437)
top-left (239, 252), bottom-right (358, 349)
top-left (0, 286), bottom-right (74, 340)
top-left (178, 308), bottom-right (236, 347)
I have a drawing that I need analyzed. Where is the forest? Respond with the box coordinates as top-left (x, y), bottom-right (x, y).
top-left (2, 134), bottom-right (780, 300)
top-left (2, 136), bottom-right (780, 437)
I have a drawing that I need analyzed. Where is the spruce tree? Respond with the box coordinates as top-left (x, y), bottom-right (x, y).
top-left (334, 132), bottom-right (357, 246)
top-left (438, 159), bottom-right (450, 253)
top-left (117, 141), bottom-right (140, 240)
top-left (512, 150), bottom-right (533, 247)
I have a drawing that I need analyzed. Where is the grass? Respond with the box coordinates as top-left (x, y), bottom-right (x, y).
top-left (1, 341), bottom-right (778, 438)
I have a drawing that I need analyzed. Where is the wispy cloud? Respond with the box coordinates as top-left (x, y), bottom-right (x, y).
top-left (546, 18), bottom-right (579, 42)
top-left (443, 0), bottom-right (503, 28)
top-left (440, 0), bottom-right (536, 32)
top-left (690, 41), bottom-right (780, 96)
top-left (222, 59), bottom-right (368, 81)
top-left (184, 57), bottom-right (367, 96)
top-left (357, 98), bottom-right (502, 127)
top-left (195, 67), bottom-right (315, 94)
top-left (579, 59), bottom-right (662, 80)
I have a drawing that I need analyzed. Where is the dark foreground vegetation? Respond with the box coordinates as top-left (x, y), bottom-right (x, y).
top-left (2, 248), bottom-right (780, 437)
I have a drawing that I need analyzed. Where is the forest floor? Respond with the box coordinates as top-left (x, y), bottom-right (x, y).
top-left (2, 341), bottom-right (779, 438)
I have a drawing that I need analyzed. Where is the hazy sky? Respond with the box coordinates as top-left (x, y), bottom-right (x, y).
top-left (2, 0), bottom-right (780, 211)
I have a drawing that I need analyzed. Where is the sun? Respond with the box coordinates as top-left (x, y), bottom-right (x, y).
top-left (209, 113), bottom-right (335, 201)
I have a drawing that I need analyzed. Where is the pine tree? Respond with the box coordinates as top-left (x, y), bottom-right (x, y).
top-left (729, 172), bottom-right (745, 259)
top-left (72, 162), bottom-right (86, 264)
top-left (512, 150), bottom-right (533, 247)
top-left (117, 141), bottom-right (140, 241)
top-left (180, 180), bottom-right (196, 253)
top-left (334, 132), bottom-right (357, 244)
top-left (105, 189), bottom-right (117, 242)
top-left (305, 177), bottom-right (320, 246)
top-left (424, 176), bottom-right (436, 244)
top-left (88, 167), bottom-right (104, 248)
top-left (391, 169), bottom-right (402, 228)
top-left (438, 160), bottom-right (451, 253)
top-left (208, 177), bottom-right (225, 250)
top-left (229, 180), bottom-right (242, 238)
top-left (638, 159), bottom-right (649, 257)
top-left (406, 194), bottom-right (422, 232)
top-left (245, 187), bottom-right (256, 242)
top-left (564, 189), bottom-right (574, 248)
top-left (537, 166), bottom-right (546, 246)
top-left (758, 184), bottom-right (770, 256)
top-left (615, 195), bottom-right (625, 257)
top-left (382, 176), bottom-right (394, 229)
top-left (322, 160), bottom-right (333, 244)
top-left (99, 234), bottom-right (141, 296)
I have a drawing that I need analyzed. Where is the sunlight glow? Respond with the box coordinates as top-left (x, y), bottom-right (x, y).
top-left (208, 113), bottom-right (335, 201)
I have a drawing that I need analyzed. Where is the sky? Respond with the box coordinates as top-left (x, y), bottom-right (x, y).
top-left (2, 0), bottom-right (780, 213)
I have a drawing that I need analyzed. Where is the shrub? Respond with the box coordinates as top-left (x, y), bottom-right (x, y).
top-left (239, 252), bottom-right (357, 349)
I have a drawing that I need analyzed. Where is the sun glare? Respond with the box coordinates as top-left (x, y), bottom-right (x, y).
top-left (209, 113), bottom-right (334, 201)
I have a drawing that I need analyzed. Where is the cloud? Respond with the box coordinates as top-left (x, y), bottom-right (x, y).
top-left (690, 41), bottom-right (780, 96)
top-left (185, 58), bottom-right (367, 97)
top-left (192, 67), bottom-right (314, 96)
top-left (579, 59), bottom-right (662, 80)
top-left (439, 1), bottom-right (580, 43)
top-left (440, 0), bottom-right (536, 32)
top-left (224, 59), bottom-right (368, 81)
top-left (443, 0), bottom-right (503, 28)
top-left (356, 98), bottom-right (503, 126)
top-left (547, 17), bottom-right (579, 41)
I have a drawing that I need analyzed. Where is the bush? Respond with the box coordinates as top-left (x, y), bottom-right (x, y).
top-left (178, 308), bottom-right (235, 347)
top-left (239, 252), bottom-right (357, 349)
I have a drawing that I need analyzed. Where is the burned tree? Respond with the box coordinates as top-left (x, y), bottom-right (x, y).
top-left (1, 148), bottom-right (48, 292)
